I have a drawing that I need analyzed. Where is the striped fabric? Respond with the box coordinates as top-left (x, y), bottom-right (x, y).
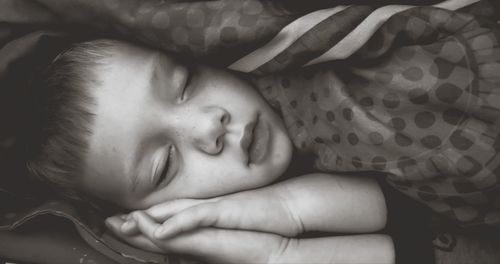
top-left (229, 0), bottom-right (480, 73)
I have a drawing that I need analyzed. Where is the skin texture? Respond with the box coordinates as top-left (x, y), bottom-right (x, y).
top-left (78, 42), bottom-right (293, 209)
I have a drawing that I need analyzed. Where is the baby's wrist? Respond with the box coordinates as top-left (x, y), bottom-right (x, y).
top-left (275, 184), bottom-right (306, 235)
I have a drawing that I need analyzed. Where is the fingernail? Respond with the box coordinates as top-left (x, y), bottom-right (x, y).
top-left (121, 220), bottom-right (133, 231)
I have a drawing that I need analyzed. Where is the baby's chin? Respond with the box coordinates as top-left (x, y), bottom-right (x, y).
top-left (252, 153), bottom-right (293, 187)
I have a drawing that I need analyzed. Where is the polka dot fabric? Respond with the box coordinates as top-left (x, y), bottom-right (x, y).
top-left (254, 6), bottom-right (500, 227)
top-left (26, 0), bottom-right (301, 64)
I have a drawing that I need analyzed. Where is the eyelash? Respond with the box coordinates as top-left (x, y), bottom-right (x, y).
top-left (179, 65), bottom-right (193, 101)
top-left (157, 145), bottom-right (174, 187)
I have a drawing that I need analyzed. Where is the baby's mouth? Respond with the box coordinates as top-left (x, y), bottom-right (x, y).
top-left (240, 113), bottom-right (271, 166)
top-left (240, 117), bottom-right (256, 166)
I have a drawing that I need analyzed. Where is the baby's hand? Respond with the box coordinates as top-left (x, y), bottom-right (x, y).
top-left (110, 186), bottom-right (303, 240)
top-left (116, 198), bottom-right (212, 236)
top-left (152, 190), bottom-right (302, 239)
top-left (106, 211), bottom-right (290, 264)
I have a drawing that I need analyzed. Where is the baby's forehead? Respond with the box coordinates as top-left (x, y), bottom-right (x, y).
top-left (107, 42), bottom-right (174, 64)
top-left (101, 44), bottom-right (190, 83)
top-left (87, 42), bottom-right (185, 133)
top-left (89, 43), bottom-right (156, 86)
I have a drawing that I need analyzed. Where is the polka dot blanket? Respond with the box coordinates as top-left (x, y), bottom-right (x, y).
top-left (253, 5), bottom-right (500, 227)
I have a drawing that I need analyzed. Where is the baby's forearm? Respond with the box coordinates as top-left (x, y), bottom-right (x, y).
top-left (271, 234), bottom-right (395, 264)
top-left (276, 173), bottom-right (387, 233)
top-left (194, 173), bottom-right (387, 236)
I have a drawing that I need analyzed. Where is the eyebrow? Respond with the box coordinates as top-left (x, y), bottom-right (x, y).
top-left (129, 56), bottom-right (160, 192)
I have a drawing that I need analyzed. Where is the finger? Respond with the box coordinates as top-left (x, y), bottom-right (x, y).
top-left (106, 214), bottom-right (140, 236)
top-left (154, 203), bottom-right (219, 239)
top-left (146, 199), bottom-right (209, 221)
top-left (105, 215), bottom-right (125, 233)
top-left (106, 214), bottom-right (164, 253)
top-left (119, 235), bottom-right (163, 253)
top-left (132, 211), bottom-right (161, 240)
top-left (119, 214), bottom-right (128, 221)
top-left (120, 218), bottom-right (139, 235)
top-left (106, 225), bottom-right (163, 253)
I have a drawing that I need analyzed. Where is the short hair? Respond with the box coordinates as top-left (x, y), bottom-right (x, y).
top-left (26, 39), bottom-right (118, 206)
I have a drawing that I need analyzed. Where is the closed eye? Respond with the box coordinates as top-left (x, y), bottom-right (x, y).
top-left (179, 63), bottom-right (194, 101)
top-left (156, 145), bottom-right (173, 187)
top-left (179, 63), bottom-right (197, 102)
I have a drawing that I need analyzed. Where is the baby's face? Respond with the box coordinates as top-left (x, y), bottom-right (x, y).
top-left (79, 42), bottom-right (292, 209)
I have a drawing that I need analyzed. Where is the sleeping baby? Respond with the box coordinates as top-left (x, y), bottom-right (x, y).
top-left (26, 5), bottom-right (500, 264)
top-left (26, 39), bottom-right (394, 263)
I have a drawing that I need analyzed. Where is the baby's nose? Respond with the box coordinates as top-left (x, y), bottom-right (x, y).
top-left (193, 106), bottom-right (230, 155)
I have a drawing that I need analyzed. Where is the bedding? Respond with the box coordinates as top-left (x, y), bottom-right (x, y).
top-left (1, 0), bottom-right (500, 263)
top-left (255, 3), bottom-right (500, 228)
